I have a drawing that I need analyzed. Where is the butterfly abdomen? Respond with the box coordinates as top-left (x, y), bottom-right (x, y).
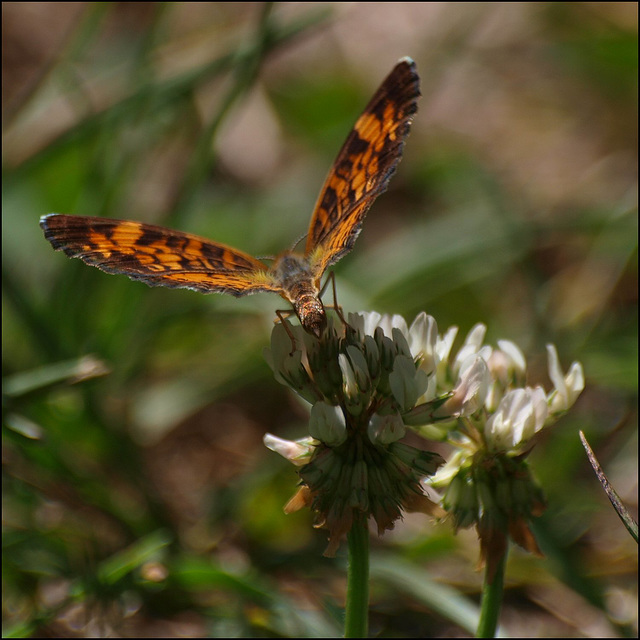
top-left (287, 278), bottom-right (326, 338)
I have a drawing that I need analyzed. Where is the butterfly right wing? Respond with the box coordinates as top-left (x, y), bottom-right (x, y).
top-left (304, 58), bottom-right (420, 282)
top-left (40, 214), bottom-right (282, 297)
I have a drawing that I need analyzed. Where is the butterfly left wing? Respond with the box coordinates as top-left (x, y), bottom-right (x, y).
top-left (304, 58), bottom-right (420, 282)
top-left (40, 214), bottom-right (281, 297)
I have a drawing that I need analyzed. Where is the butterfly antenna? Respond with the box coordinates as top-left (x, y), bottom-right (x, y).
top-left (290, 232), bottom-right (308, 252)
top-left (257, 230), bottom-right (307, 260)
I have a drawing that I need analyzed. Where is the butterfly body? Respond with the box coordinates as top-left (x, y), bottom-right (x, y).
top-left (271, 252), bottom-right (326, 336)
top-left (40, 58), bottom-right (420, 337)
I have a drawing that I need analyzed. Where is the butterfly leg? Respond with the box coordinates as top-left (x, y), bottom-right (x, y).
top-left (275, 309), bottom-right (300, 355)
top-left (319, 271), bottom-right (348, 328)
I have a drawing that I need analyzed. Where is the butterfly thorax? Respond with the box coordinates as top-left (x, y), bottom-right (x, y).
top-left (271, 253), bottom-right (326, 337)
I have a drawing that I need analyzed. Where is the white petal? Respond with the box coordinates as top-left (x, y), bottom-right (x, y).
top-left (338, 353), bottom-right (357, 398)
top-left (436, 326), bottom-right (458, 364)
top-left (368, 412), bottom-right (406, 444)
top-left (263, 433), bottom-right (316, 464)
top-left (547, 344), bottom-right (585, 413)
top-left (453, 323), bottom-right (488, 373)
top-left (497, 339), bottom-right (527, 377)
top-left (485, 387), bottom-right (548, 452)
top-left (309, 402), bottom-right (347, 446)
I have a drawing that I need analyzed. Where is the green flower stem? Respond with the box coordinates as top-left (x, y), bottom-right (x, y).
top-left (344, 513), bottom-right (370, 638)
top-left (476, 545), bottom-right (507, 638)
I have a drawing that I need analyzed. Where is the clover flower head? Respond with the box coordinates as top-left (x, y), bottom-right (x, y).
top-left (263, 313), bottom-right (444, 555)
top-left (365, 316), bottom-right (585, 577)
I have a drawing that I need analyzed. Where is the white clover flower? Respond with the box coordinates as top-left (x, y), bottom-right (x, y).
top-left (484, 386), bottom-right (548, 453)
top-left (263, 433), bottom-right (317, 465)
top-left (378, 313), bottom-right (409, 339)
top-left (429, 449), bottom-right (468, 488)
top-left (389, 355), bottom-right (429, 411)
top-left (338, 353), bottom-right (358, 398)
top-left (434, 355), bottom-right (490, 418)
top-left (485, 339), bottom-right (527, 411)
top-left (487, 340), bottom-right (527, 385)
top-left (436, 325), bottom-right (459, 365)
top-left (452, 323), bottom-right (488, 374)
top-left (416, 373), bottom-right (439, 406)
top-left (546, 344), bottom-right (585, 415)
top-left (349, 311), bottom-right (410, 339)
top-left (406, 312), bottom-right (439, 364)
top-left (434, 325), bottom-right (459, 387)
top-left (348, 310), bottom-right (381, 337)
top-left (345, 345), bottom-right (372, 393)
top-left (263, 323), bottom-right (316, 403)
top-left (368, 411), bottom-right (406, 445)
top-left (391, 327), bottom-right (414, 359)
top-left (496, 340), bottom-right (527, 380)
top-left (309, 401), bottom-right (347, 446)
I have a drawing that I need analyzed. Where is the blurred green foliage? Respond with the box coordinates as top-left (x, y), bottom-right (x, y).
top-left (3, 2), bottom-right (637, 637)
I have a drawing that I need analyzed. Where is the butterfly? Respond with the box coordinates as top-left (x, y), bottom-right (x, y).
top-left (40, 58), bottom-right (420, 338)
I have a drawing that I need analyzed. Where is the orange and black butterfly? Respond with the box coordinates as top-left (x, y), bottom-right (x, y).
top-left (41, 58), bottom-right (420, 337)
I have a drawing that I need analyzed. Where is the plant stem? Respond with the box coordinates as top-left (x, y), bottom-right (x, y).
top-left (344, 513), bottom-right (370, 638)
top-left (475, 544), bottom-right (507, 638)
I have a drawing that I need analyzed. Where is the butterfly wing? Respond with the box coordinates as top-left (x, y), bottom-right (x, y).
top-left (304, 57), bottom-right (420, 282)
top-left (40, 214), bottom-right (281, 297)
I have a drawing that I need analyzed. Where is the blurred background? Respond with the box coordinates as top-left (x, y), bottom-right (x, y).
top-left (2, 2), bottom-right (637, 637)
